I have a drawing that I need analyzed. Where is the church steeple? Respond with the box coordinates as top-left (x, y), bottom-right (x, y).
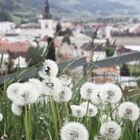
top-left (43, 0), bottom-right (52, 19)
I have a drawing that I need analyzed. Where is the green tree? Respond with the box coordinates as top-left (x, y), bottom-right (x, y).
top-left (55, 22), bottom-right (62, 36)
top-left (0, 10), bottom-right (11, 21)
top-left (62, 34), bottom-right (71, 45)
top-left (120, 64), bottom-right (130, 76)
top-left (45, 37), bottom-right (56, 61)
top-left (26, 46), bottom-right (44, 67)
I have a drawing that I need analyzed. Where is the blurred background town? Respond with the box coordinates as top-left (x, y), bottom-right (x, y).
top-left (1, 0), bottom-right (140, 88)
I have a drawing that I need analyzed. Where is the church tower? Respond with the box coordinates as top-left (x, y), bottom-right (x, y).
top-left (43, 0), bottom-right (52, 19)
top-left (39, 0), bottom-right (54, 37)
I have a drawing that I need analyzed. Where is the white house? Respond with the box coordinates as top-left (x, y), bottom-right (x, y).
top-left (13, 56), bottom-right (27, 68)
top-left (0, 22), bottom-right (15, 34)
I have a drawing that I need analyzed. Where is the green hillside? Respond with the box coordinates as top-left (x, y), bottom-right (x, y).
top-left (0, 0), bottom-right (135, 23)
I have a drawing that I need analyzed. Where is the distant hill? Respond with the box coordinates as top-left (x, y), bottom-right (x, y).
top-left (108, 0), bottom-right (140, 7)
top-left (0, 0), bottom-right (136, 22)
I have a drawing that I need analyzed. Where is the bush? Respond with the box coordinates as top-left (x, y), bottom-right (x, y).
top-left (26, 46), bottom-right (44, 67)
top-left (120, 64), bottom-right (130, 76)
top-left (105, 39), bottom-right (116, 57)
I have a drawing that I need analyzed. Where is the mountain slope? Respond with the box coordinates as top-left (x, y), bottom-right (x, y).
top-left (0, 0), bottom-right (135, 22)
top-left (107, 0), bottom-right (140, 7)
top-left (50, 0), bottom-right (133, 17)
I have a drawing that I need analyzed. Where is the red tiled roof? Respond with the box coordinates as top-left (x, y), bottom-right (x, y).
top-left (41, 36), bottom-right (61, 48)
top-left (0, 39), bottom-right (30, 53)
top-left (117, 46), bottom-right (134, 55)
top-left (81, 42), bottom-right (104, 51)
top-left (41, 35), bottom-right (48, 42)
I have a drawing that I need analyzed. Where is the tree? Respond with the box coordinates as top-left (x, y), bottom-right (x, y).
top-left (45, 37), bottom-right (56, 61)
top-left (55, 22), bottom-right (62, 36)
top-left (62, 34), bottom-right (71, 45)
top-left (0, 10), bottom-right (11, 21)
top-left (26, 46), bottom-right (44, 67)
top-left (120, 64), bottom-right (130, 76)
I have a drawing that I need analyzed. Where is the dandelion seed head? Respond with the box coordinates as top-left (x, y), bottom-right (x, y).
top-left (11, 103), bottom-right (22, 116)
top-left (14, 83), bottom-right (39, 106)
top-left (118, 102), bottom-right (139, 121)
top-left (7, 82), bottom-right (22, 102)
top-left (99, 83), bottom-right (122, 104)
top-left (80, 102), bottom-right (98, 117)
top-left (28, 78), bottom-right (43, 95)
top-left (80, 82), bottom-right (95, 100)
top-left (42, 77), bottom-right (63, 96)
top-left (39, 59), bottom-right (58, 79)
top-left (53, 87), bottom-right (72, 103)
top-left (0, 113), bottom-right (3, 121)
top-left (91, 85), bottom-right (102, 105)
top-left (60, 75), bottom-right (72, 87)
top-left (60, 122), bottom-right (89, 140)
top-left (100, 121), bottom-right (121, 140)
top-left (70, 105), bottom-right (86, 118)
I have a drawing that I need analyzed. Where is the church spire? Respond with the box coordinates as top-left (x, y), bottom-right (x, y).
top-left (43, 0), bottom-right (52, 19)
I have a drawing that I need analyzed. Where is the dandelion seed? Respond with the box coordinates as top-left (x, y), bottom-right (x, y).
top-left (100, 121), bottom-right (121, 140)
top-left (39, 59), bottom-right (58, 78)
top-left (60, 122), bottom-right (89, 140)
top-left (118, 102), bottom-right (139, 121)
top-left (70, 105), bottom-right (86, 118)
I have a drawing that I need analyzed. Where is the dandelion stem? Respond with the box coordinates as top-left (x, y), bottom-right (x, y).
top-left (56, 103), bottom-right (62, 128)
top-left (47, 129), bottom-right (53, 140)
top-left (65, 103), bottom-right (69, 121)
top-left (24, 105), bottom-right (31, 140)
top-left (84, 101), bottom-right (90, 127)
top-left (49, 97), bottom-right (59, 140)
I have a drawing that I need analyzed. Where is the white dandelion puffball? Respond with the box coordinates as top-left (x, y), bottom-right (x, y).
top-left (42, 77), bottom-right (63, 96)
top-left (80, 82), bottom-right (95, 100)
top-left (118, 102), bottom-right (139, 121)
top-left (39, 59), bottom-right (58, 78)
top-left (70, 105), bottom-right (86, 118)
top-left (80, 102), bottom-right (98, 117)
top-left (0, 113), bottom-right (3, 121)
top-left (11, 103), bottom-right (22, 116)
top-left (7, 82), bottom-right (22, 102)
top-left (53, 87), bottom-right (72, 103)
top-left (28, 78), bottom-right (43, 95)
top-left (99, 83), bottom-right (122, 104)
top-left (91, 85), bottom-right (102, 105)
top-left (60, 122), bottom-right (89, 140)
top-left (59, 75), bottom-right (72, 87)
top-left (100, 121), bottom-right (121, 140)
top-left (13, 83), bottom-right (39, 106)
